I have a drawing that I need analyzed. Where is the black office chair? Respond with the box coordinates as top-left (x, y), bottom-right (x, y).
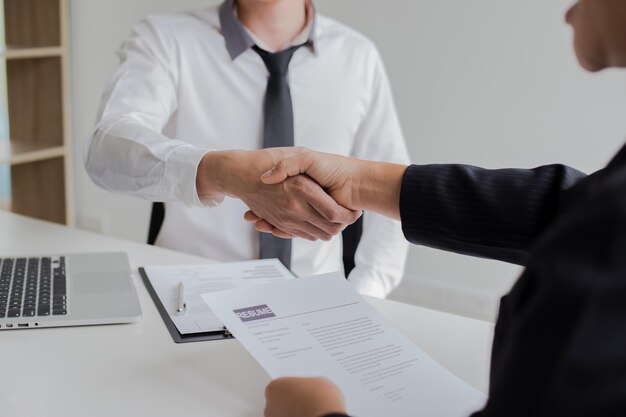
top-left (147, 202), bottom-right (363, 276)
top-left (147, 202), bottom-right (165, 247)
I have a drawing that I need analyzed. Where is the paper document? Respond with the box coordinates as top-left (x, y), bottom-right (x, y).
top-left (143, 259), bottom-right (295, 334)
top-left (202, 272), bottom-right (486, 417)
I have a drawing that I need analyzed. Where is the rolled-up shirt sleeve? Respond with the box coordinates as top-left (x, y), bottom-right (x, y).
top-left (84, 17), bottom-right (219, 207)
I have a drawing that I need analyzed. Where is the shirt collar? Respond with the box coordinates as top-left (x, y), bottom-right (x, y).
top-left (219, 0), bottom-right (317, 60)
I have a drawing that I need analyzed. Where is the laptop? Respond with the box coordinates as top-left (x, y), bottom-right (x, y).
top-left (0, 252), bottom-right (142, 330)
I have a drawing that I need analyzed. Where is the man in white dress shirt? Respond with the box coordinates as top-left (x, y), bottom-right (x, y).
top-left (85, 0), bottom-right (409, 298)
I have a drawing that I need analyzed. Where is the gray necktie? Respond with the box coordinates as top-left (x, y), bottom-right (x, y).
top-left (253, 44), bottom-right (304, 269)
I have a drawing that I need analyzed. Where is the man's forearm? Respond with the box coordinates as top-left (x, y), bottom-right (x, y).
top-left (196, 150), bottom-right (250, 203)
top-left (196, 148), bottom-right (301, 202)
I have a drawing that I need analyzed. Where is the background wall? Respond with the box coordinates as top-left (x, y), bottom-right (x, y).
top-left (69, 0), bottom-right (626, 321)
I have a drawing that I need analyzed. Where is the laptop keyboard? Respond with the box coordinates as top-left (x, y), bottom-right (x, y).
top-left (0, 256), bottom-right (68, 319)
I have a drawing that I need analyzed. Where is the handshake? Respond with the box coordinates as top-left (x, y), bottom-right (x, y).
top-left (196, 147), bottom-right (407, 240)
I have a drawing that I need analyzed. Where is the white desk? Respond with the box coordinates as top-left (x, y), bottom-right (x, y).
top-left (0, 210), bottom-right (494, 417)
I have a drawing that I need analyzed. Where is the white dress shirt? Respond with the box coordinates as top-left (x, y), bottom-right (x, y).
top-left (85, 1), bottom-right (409, 298)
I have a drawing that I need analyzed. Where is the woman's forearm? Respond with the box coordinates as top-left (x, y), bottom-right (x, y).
top-left (355, 160), bottom-right (408, 221)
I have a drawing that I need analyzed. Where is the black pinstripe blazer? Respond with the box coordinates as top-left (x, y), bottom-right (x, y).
top-left (326, 142), bottom-right (626, 417)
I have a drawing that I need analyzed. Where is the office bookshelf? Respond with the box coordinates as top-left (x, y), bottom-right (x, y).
top-left (0, 0), bottom-right (73, 225)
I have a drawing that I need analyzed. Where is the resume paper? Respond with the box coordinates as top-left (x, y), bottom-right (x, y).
top-left (202, 272), bottom-right (486, 417)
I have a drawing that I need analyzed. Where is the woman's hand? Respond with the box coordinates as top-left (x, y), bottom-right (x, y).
top-left (264, 377), bottom-right (347, 417)
top-left (244, 149), bottom-right (407, 237)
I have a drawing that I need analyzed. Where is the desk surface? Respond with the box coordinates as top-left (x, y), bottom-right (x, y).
top-left (0, 210), bottom-right (494, 417)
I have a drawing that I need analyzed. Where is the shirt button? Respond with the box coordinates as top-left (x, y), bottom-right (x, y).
top-left (175, 184), bottom-right (183, 195)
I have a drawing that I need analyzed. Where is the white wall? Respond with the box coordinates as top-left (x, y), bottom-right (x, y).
top-left (69, 0), bottom-right (626, 321)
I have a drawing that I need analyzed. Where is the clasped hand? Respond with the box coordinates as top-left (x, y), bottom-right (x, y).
top-left (243, 149), bottom-right (361, 239)
top-left (197, 147), bottom-right (360, 241)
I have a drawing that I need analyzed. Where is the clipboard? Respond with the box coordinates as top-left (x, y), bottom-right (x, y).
top-left (139, 267), bottom-right (233, 343)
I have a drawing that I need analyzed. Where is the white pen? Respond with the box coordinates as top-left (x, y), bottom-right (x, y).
top-left (176, 281), bottom-right (186, 316)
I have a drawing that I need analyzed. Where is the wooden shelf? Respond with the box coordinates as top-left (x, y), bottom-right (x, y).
top-left (1, 46), bottom-right (64, 60)
top-left (7, 56), bottom-right (64, 147)
top-left (11, 157), bottom-right (66, 224)
top-left (4, 0), bottom-right (61, 48)
top-left (0, 141), bottom-right (66, 165)
top-left (0, 0), bottom-right (73, 226)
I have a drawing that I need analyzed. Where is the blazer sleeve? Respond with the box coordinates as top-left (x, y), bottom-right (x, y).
top-left (399, 163), bottom-right (586, 265)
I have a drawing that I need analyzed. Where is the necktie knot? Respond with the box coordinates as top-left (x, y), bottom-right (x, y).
top-left (253, 44), bottom-right (303, 77)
